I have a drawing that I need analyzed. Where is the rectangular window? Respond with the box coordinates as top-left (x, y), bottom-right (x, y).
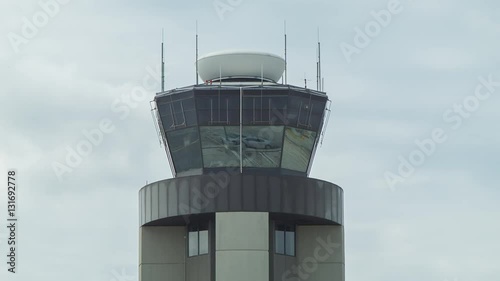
top-left (285, 228), bottom-right (295, 256)
top-left (275, 224), bottom-right (295, 256)
top-left (281, 127), bottom-right (316, 172)
top-left (275, 229), bottom-right (285, 254)
top-left (200, 126), bottom-right (284, 168)
top-left (166, 127), bottom-right (203, 174)
top-left (158, 92), bottom-right (198, 131)
top-left (200, 126), bottom-right (240, 168)
top-left (188, 230), bottom-right (199, 257)
top-left (188, 223), bottom-right (209, 257)
top-left (242, 91), bottom-right (288, 125)
top-left (196, 90), bottom-right (240, 125)
top-left (199, 230), bottom-right (209, 255)
top-left (242, 126), bottom-right (284, 168)
top-left (287, 93), bottom-right (327, 131)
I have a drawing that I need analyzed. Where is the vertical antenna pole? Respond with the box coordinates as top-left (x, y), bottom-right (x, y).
top-left (316, 27), bottom-right (319, 90)
top-left (316, 61), bottom-right (319, 91)
top-left (284, 20), bottom-right (288, 85)
top-left (161, 28), bottom-right (165, 92)
top-left (318, 27), bottom-right (322, 91)
top-left (196, 21), bottom-right (199, 85)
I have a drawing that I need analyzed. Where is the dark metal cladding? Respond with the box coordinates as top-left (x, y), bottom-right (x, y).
top-left (139, 174), bottom-right (343, 226)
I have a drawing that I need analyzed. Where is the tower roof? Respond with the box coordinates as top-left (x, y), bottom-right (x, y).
top-left (197, 50), bottom-right (285, 83)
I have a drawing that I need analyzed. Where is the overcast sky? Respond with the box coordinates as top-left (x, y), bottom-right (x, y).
top-left (1, 0), bottom-right (499, 280)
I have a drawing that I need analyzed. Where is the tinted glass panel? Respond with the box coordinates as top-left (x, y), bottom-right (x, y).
top-left (242, 126), bottom-right (284, 168)
top-left (196, 91), bottom-right (240, 125)
top-left (199, 230), bottom-right (209, 255)
top-left (200, 126), bottom-right (284, 168)
top-left (188, 231), bottom-right (198, 257)
top-left (200, 126), bottom-right (240, 168)
top-left (275, 230), bottom-right (285, 254)
top-left (242, 91), bottom-right (288, 125)
top-left (287, 93), bottom-right (326, 131)
top-left (158, 93), bottom-right (197, 131)
top-left (166, 127), bottom-right (202, 173)
top-left (281, 127), bottom-right (316, 172)
top-left (309, 98), bottom-right (327, 131)
top-left (285, 231), bottom-right (295, 256)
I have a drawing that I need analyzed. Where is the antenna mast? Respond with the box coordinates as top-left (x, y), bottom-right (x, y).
top-left (196, 21), bottom-right (199, 85)
top-left (284, 21), bottom-right (288, 85)
top-left (317, 28), bottom-right (322, 91)
top-left (161, 28), bottom-right (165, 92)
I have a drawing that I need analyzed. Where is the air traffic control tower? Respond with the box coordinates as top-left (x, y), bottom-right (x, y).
top-left (140, 51), bottom-right (344, 281)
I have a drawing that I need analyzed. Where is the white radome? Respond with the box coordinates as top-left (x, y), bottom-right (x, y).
top-left (197, 50), bottom-right (285, 83)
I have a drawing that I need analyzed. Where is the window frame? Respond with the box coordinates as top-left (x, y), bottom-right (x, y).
top-left (187, 223), bottom-right (209, 257)
top-left (275, 223), bottom-right (296, 256)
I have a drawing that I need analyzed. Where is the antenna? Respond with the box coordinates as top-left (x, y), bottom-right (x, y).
top-left (161, 28), bottom-right (165, 92)
top-left (196, 21), bottom-right (199, 85)
top-left (316, 61), bottom-right (319, 91)
top-left (317, 27), bottom-right (322, 91)
top-left (284, 20), bottom-right (288, 85)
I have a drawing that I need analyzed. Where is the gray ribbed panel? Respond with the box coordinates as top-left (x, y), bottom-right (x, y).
top-left (139, 174), bottom-right (343, 226)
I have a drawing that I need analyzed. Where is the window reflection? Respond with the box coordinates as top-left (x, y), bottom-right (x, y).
top-left (242, 126), bottom-right (283, 168)
top-left (200, 126), bottom-right (284, 168)
top-left (166, 127), bottom-right (203, 173)
top-left (200, 126), bottom-right (240, 168)
top-left (281, 127), bottom-right (316, 172)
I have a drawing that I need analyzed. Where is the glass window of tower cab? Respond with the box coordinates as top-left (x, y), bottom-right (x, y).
top-left (153, 52), bottom-right (329, 178)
